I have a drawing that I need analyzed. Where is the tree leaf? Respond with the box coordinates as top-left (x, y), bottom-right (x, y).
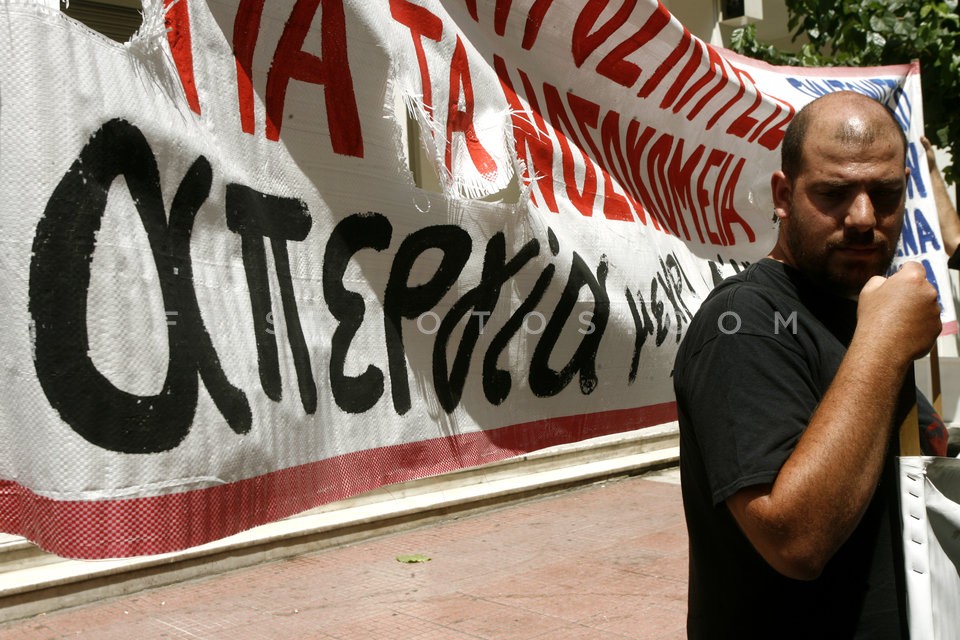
top-left (396, 553), bottom-right (432, 563)
top-left (728, 0), bottom-right (960, 182)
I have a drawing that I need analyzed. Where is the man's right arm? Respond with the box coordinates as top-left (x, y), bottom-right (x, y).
top-left (922, 137), bottom-right (960, 259)
top-left (726, 262), bottom-right (940, 580)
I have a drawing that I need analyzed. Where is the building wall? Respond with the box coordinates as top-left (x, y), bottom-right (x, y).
top-left (70, 0), bottom-right (796, 50)
top-left (665, 0), bottom-right (795, 50)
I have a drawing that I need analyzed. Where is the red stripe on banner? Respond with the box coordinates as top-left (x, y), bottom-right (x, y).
top-left (943, 320), bottom-right (958, 336)
top-left (164, 0), bottom-right (202, 114)
top-left (0, 403), bottom-right (676, 559)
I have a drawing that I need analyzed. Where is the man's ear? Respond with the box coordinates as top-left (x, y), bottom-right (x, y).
top-left (770, 170), bottom-right (792, 221)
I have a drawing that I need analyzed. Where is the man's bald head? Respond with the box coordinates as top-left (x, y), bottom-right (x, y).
top-left (780, 91), bottom-right (908, 180)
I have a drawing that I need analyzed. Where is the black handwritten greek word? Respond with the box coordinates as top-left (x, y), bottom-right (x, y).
top-left (30, 119), bottom-right (252, 454)
top-left (226, 184), bottom-right (316, 414)
top-left (30, 120), bottom-right (630, 452)
top-left (625, 252), bottom-right (695, 383)
top-left (325, 216), bottom-right (610, 414)
top-left (495, 56), bottom-right (755, 246)
top-left (430, 230), bottom-right (542, 411)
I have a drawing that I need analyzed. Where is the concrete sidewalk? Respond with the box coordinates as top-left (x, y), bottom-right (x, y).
top-left (0, 470), bottom-right (687, 640)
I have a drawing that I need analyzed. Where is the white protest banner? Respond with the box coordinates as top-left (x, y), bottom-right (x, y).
top-left (0, 0), bottom-right (952, 559)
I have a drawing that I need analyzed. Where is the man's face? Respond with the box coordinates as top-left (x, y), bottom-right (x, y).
top-left (773, 125), bottom-right (908, 298)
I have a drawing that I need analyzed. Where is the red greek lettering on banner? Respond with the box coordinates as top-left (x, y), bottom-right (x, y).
top-left (263, 0), bottom-right (363, 156)
top-left (391, 0), bottom-right (443, 118)
top-left (445, 36), bottom-right (497, 178)
top-left (164, 0), bottom-right (201, 114)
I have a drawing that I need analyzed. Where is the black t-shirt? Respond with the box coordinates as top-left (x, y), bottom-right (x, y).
top-left (673, 258), bottom-right (908, 639)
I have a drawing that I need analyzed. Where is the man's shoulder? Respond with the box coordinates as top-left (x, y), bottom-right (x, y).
top-left (698, 259), bottom-right (798, 317)
top-left (675, 259), bottom-right (808, 365)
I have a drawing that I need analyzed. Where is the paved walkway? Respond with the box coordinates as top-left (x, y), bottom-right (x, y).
top-left (0, 471), bottom-right (687, 640)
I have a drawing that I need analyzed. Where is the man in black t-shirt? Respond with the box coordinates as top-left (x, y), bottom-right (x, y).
top-left (674, 91), bottom-right (943, 639)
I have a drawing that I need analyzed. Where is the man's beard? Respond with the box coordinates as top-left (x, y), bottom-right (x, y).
top-left (784, 218), bottom-right (897, 298)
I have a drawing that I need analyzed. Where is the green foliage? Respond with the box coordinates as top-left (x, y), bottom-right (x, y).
top-left (729, 0), bottom-right (960, 182)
